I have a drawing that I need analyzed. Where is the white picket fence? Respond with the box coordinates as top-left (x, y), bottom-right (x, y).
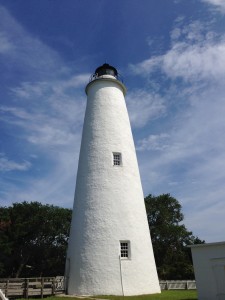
top-left (159, 280), bottom-right (196, 290)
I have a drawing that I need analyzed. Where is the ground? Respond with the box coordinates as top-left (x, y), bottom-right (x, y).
top-left (18, 291), bottom-right (198, 300)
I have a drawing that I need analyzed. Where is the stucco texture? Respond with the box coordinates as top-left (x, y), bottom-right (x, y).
top-left (66, 76), bottom-right (160, 296)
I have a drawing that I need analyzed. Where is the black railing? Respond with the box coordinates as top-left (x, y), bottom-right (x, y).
top-left (89, 72), bottom-right (124, 84)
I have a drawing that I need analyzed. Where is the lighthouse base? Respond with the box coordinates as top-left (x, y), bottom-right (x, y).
top-left (65, 259), bottom-right (161, 296)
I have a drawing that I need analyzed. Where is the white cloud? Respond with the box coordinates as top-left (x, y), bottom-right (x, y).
top-left (0, 106), bottom-right (34, 120)
top-left (10, 82), bottom-right (49, 99)
top-left (10, 74), bottom-right (89, 100)
top-left (0, 5), bottom-right (65, 77)
top-left (132, 20), bottom-right (225, 242)
top-left (0, 32), bottom-right (14, 53)
top-left (0, 93), bottom-right (83, 206)
top-left (202, 0), bottom-right (225, 13)
top-left (136, 133), bottom-right (170, 151)
top-left (0, 153), bottom-right (31, 172)
top-left (0, 6), bottom-right (87, 207)
top-left (126, 90), bottom-right (166, 128)
top-left (131, 33), bottom-right (225, 83)
top-left (1, 2), bottom-right (225, 243)
top-left (163, 41), bottom-right (225, 82)
top-left (52, 74), bottom-right (89, 93)
top-left (1, 72), bottom-right (88, 149)
top-left (138, 88), bottom-right (225, 242)
top-left (130, 56), bottom-right (161, 77)
top-left (1, 97), bottom-right (85, 149)
top-left (0, 148), bottom-right (79, 207)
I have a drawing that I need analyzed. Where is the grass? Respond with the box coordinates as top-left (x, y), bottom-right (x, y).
top-left (94, 290), bottom-right (198, 300)
top-left (17, 291), bottom-right (197, 300)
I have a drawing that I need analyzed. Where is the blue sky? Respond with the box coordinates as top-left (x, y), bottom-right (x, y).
top-left (1, 0), bottom-right (225, 242)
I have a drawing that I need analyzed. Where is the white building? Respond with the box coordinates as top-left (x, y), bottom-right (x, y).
top-left (190, 241), bottom-right (225, 300)
top-left (65, 64), bottom-right (160, 296)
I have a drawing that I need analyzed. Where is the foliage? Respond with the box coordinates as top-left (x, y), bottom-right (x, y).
top-left (0, 201), bottom-right (72, 277)
top-left (145, 194), bottom-right (204, 280)
top-left (0, 195), bottom-right (203, 280)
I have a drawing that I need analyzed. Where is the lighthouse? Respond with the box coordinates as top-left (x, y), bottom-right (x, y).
top-left (65, 64), bottom-right (160, 296)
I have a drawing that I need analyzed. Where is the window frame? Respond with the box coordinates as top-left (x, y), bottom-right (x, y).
top-left (113, 152), bottom-right (122, 166)
top-left (120, 240), bottom-right (131, 259)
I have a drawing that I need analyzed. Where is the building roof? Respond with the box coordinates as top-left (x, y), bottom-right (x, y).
top-left (188, 241), bottom-right (225, 248)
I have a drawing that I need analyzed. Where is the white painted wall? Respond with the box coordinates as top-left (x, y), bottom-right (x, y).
top-left (190, 242), bottom-right (225, 300)
top-left (0, 289), bottom-right (9, 300)
top-left (66, 74), bottom-right (160, 296)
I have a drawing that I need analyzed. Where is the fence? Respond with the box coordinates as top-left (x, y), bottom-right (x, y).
top-left (0, 277), bottom-right (196, 298)
top-left (0, 276), bottom-right (64, 298)
top-left (160, 280), bottom-right (196, 290)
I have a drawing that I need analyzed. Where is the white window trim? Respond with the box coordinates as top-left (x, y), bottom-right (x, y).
top-left (120, 240), bottom-right (131, 260)
top-left (113, 152), bottom-right (122, 166)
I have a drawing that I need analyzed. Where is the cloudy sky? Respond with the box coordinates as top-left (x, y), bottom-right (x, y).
top-left (0, 0), bottom-right (225, 242)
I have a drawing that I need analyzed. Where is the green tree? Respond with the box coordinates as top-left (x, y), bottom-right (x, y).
top-left (0, 202), bottom-right (72, 277)
top-left (145, 194), bottom-right (204, 280)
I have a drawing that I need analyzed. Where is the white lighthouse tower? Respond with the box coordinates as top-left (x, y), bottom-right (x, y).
top-left (65, 64), bottom-right (160, 296)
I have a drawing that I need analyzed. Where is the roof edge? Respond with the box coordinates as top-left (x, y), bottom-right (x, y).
top-left (188, 241), bottom-right (225, 248)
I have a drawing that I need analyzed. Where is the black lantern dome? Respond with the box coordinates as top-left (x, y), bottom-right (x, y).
top-left (95, 63), bottom-right (118, 78)
top-left (86, 63), bottom-right (126, 95)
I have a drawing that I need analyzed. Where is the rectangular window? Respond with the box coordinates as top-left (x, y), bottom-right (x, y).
top-left (120, 241), bottom-right (130, 259)
top-left (113, 153), bottom-right (121, 166)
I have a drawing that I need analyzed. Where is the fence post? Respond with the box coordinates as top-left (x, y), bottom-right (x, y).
top-left (41, 277), bottom-right (44, 298)
top-left (5, 280), bottom-right (9, 297)
top-left (166, 281), bottom-right (168, 290)
top-left (25, 278), bottom-right (29, 299)
top-left (52, 278), bottom-right (56, 296)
